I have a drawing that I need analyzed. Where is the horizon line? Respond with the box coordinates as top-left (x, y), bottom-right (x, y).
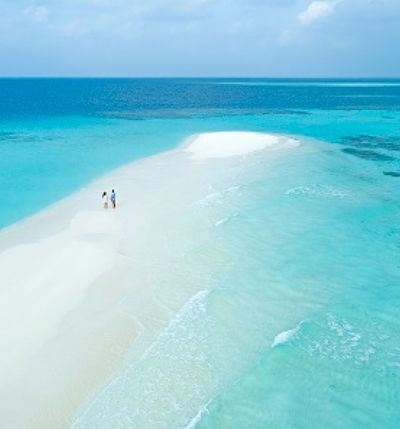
top-left (1, 76), bottom-right (400, 80)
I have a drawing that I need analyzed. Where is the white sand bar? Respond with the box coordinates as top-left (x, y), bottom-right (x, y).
top-left (185, 131), bottom-right (299, 160)
top-left (0, 132), bottom-right (299, 429)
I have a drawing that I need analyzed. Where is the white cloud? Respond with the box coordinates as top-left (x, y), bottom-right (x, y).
top-left (298, 1), bottom-right (340, 26)
top-left (23, 4), bottom-right (48, 23)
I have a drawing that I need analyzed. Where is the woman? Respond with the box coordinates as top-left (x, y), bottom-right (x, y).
top-left (102, 191), bottom-right (108, 209)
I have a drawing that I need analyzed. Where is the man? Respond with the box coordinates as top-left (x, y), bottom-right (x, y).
top-left (110, 189), bottom-right (116, 208)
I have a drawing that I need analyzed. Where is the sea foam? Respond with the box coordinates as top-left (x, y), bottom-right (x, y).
top-left (272, 321), bottom-right (305, 348)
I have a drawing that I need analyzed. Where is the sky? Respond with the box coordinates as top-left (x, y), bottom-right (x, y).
top-left (0, 0), bottom-right (399, 77)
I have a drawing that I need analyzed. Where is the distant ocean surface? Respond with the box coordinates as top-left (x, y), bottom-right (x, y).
top-left (1, 79), bottom-right (400, 428)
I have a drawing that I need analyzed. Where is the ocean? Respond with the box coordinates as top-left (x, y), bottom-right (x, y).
top-left (1, 79), bottom-right (400, 428)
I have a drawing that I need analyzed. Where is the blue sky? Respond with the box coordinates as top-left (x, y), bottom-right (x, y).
top-left (0, 0), bottom-right (399, 77)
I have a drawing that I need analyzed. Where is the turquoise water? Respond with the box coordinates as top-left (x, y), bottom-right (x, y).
top-left (1, 79), bottom-right (400, 428)
top-left (193, 142), bottom-right (400, 428)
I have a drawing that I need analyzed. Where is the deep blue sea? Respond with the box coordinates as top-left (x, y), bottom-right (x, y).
top-left (1, 79), bottom-right (400, 429)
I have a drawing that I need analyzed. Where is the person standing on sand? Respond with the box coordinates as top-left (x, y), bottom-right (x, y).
top-left (110, 189), bottom-right (116, 208)
top-left (102, 191), bottom-right (108, 209)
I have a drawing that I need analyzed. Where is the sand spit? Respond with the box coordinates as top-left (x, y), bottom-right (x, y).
top-left (0, 132), bottom-right (299, 428)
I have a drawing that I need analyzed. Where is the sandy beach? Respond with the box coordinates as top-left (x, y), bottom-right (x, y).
top-left (0, 132), bottom-right (299, 428)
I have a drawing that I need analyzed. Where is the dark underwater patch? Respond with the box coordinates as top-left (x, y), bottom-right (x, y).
top-left (271, 110), bottom-right (312, 115)
top-left (383, 171), bottom-right (400, 177)
top-left (339, 135), bottom-right (400, 152)
top-left (0, 132), bottom-right (56, 144)
top-left (100, 108), bottom-right (313, 120)
top-left (0, 131), bottom-right (20, 141)
top-left (341, 148), bottom-right (395, 162)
